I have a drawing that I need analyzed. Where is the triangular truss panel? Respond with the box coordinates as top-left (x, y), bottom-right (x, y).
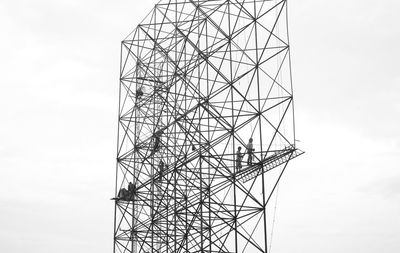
top-left (114, 1), bottom-right (303, 253)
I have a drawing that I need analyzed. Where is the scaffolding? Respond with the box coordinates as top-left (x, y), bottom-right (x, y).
top-left (113, 0), bottom-right (303, 252)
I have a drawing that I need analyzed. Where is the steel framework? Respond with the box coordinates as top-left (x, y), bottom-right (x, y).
top-left (114, 0), bottom-right (303, 252)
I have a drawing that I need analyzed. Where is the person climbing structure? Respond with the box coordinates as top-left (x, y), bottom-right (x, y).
top-left (136, 86), bottom-right (144, 100)
top-left (148, 130), bottom-right (162, 158)
top-left (246, 138), bottom-right (255, 165)
top-left (158, 160), bottom-right (165, 181)
top-left (128, 181), bottom-right (134, 200)
top-left (236, 146), bottom-right (244, 171)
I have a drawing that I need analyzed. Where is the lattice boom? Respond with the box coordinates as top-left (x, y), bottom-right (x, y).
top-left (114, 1), bottom-right (302, 253)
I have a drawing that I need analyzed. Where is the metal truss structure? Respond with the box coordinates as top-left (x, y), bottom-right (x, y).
top-left (113, 0), bottom-right (303, 252)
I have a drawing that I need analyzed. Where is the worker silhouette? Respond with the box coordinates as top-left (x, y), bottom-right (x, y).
top-left (236, 146), bottom-right (244, 171)
top-left (246, 138), bottom-right (255, 165)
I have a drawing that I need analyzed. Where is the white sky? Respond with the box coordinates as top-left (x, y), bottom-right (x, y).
top-left (0, 0), bottom-right (399, 252)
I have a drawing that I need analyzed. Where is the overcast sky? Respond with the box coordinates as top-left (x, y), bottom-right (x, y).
top-left (0, 0), bottom-right (399, 252)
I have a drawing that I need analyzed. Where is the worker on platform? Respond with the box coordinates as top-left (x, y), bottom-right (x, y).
top-left (236, 146), bottom-right (244, 171)
top-left (118, 187), bottom-right (129, 201)
top-left (246, 138), bottom-right (255, 165)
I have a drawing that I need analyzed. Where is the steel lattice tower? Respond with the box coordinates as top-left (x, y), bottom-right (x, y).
top-left (113, 0), bottom-right (303, 252)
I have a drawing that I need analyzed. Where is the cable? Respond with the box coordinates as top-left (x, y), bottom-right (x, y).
top-left (269, 183), bottom-right (280, 252)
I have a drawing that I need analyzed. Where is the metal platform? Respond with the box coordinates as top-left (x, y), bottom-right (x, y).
top-left (236, 146), bottom-right (304, 183)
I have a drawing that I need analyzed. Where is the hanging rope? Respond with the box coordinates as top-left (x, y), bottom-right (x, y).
top-left (269, 183), bottom-right (280, 252)
top-left (269, 7), bottom-right (283, 252)
top-left (241, 17), bottom-right (254, 136)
